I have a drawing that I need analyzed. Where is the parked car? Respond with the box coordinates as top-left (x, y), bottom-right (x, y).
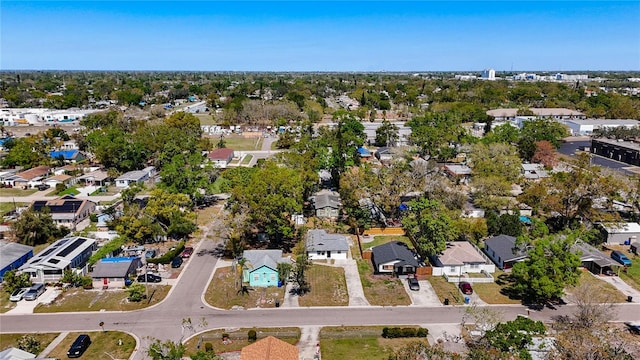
top-left (611, 250), bottom-right (632, 266)
top-left (145, 249), bottom-right (157, 259)
top-left (458, 281), bottom-right (473, 295)
top-left (181, 246), bottom-right (194, 258)
top-left (37, 184), bottom-right (50, 191)
top-left (171, 256), bottom-right (183, 268)
top-left (407, 277), bottom-right (420, 291)
top-left (67, 334), bottom-right (91, 358)
top-left (137, 274), bottom-right (162, 283)
top-left (625, 322), bottom-right (640, 335)
top-left (23, 283), bottom-right (46, 301)
top-left (9, 287), bottom-right (30, 302)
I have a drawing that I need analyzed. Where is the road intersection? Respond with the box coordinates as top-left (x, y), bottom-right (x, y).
top-left (2, 232), bottom-right (640, 359)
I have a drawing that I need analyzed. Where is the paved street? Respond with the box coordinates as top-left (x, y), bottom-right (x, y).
top-left (3, 227), bottom-right (640, 359)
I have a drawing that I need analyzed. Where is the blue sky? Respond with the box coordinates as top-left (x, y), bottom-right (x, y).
top-left (1, 1), bottom-right (639, 71)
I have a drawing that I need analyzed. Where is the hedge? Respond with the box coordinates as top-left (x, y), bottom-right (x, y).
top-left (146, 241), bottom-right (185, 264)
top-left (382, 327), bottom-right (428, 339)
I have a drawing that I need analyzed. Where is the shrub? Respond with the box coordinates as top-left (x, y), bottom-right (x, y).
top-left (127, 283), bottom-right (146, 302)
top-left (222, 333), bottom-right (229, 340)
top-left (382, 327), bottom-right (428, 338)
top-left (89, 214), bottom-right (98, 222)
top-left (248, 329), bottom-right (257, 342)
top-left (204, 343), bottom-right (213, 352)
top-left (147, 241), bottom-right (185, 264)
top-left (17, 335), bottom-right (41, 354)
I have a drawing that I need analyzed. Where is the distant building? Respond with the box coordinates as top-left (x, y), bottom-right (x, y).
top-left (591, 138), bottom-right (640, 167)
top-left (481, 68), bottom-right (496, 80)
top-left (565, 119), bottom-right (640, 135)
top-left (49, 149), bottom-right (85, 164)
top-left (31, 195), bottom-right (96, 228)
top-left (310, 190), bottom-right (341, 219)
top-left (600, 222), bottom-right (640, 245)
top-left (486, 108), bottom-right (586, 121)
top-left (115, 167), bottom-right (156, 188)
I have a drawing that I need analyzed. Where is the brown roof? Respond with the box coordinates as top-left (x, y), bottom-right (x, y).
top-left (208, 148), bottom-right (234, 160)
top-left (240, 336), bottom-right (298, 360)
top-left (437, 241), bottom-right (488, 266)
top-left (16, 165), bottom-right (50, 181)
top-left (47, 174), bottom-right (72, 182)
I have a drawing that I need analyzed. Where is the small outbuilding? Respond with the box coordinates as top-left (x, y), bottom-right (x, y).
top-left (91, 257), bottom-right (141, 289)
top-left (600, 222), bottom-right (640, 245)
top-left (0, 241), bottom-right (34, 281)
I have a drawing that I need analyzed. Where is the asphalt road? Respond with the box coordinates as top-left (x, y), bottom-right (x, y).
top-left (3, 225), bottom-right (640, 359)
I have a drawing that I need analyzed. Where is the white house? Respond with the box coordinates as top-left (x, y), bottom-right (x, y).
top-left (115, 166), bottom-right (156, 188)
top-left (600, 222), bottom-right (640, 245)
top-left (305, 229), bottom-right (349, 260)
top-left (207, 148), bottom-right (235, 168)
top-left (19, 236), bottom-right (96, 283)
top-left (431, 241), bottom-right (496, 282)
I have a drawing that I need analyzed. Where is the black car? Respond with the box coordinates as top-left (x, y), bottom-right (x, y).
top-left (626, 322), bottom-right (640, 335)
top-left (407, 277), bottom-right (420, 291)
top-left (137, 273), bottom-right (162, 283)
top-left (171, 256), bottom-right (183, 268)
top-left (67, 334), bottom-right (91, 358)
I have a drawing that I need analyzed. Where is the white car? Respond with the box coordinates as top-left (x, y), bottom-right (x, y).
top-left (9, 287), bottom-right (29, 302)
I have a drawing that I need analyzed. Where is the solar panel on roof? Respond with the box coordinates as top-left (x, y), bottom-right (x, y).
top-left (39, 248), bottom-right (56, 257)
top-left (48, 258), bottom-right (60, 264)
top-left (57, 239), bottom-right (69, 246)
top-left (57, 238), bottom-right (87, 257)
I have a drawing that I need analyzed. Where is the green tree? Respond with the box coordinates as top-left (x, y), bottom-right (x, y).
top-left (147, 339), bottom-right (185, 360)
top-left (127, 283), bottom-right (146, 302)
top-left (2, 270), bottom-right (32, 294)
top-left (292, 253), bottom-right (311, 295)
top-left (478, 316), bottom-right (546, 360)
top-left (2, 137), bottom-right (48, 168)
top-left (17, 334), bottom-right (41, 355)
top-left (375, 120), bottom-right (399, 147)
top-left (401, 198), bottom-right (458, 257)
top-left (11, 208), bottom-right (67, 246)
top-left (482, 123), bottom-right (520, 145)
top-left (510, 236), bottom-right (581, 304)
top-left (518, 118), bottom-right (569, 160)
top-left (190, 351), bottom-right (222, 360)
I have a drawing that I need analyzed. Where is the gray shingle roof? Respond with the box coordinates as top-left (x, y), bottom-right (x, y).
top-left (305, 230), bottom-right (349, 252)
top-left (242, 250), bottom-right (288, 272)
top-left (91, 257), bottom-right (140, 278)
top-left (484, 235), bottom-right (527, 263)
top-left (371, 241), bottom-right (419, 268)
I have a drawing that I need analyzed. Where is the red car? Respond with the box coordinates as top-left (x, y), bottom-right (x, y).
top-left (459, 281), bottom-right (473, 295)
top-left (181, 246), bottom-right (194, 258)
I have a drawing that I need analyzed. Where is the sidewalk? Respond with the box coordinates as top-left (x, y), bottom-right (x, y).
top-left (298, 326), bottom-right (321, 360)
top-left (38, 332), bottom-right (69, 358)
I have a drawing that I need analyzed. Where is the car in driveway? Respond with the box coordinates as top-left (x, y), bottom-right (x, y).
top-left (458, 281), bottom-right (473, 295)
top-left (137, 273), bottom-right (162, 283)
top-left (67, 334), bottom-right (91, 358)
top-left (171, 256), bottom-right (183, 268)
top-left (407, 277), bottom-right (420, 291)
top-left (9, 287), bottom-right (30, 302)
top-left (611, 251), bottom-right (632, 266)
top-left (145, 249), bottom-right (157, 259)
top-left (181, 246), bottom-right (194, 258)
top-left (625, 322), bottom-right (640, 335)
top-left (23, 283), bottom-right (45, 301)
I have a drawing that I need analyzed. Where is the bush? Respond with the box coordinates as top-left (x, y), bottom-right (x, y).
top-left (222, 333), bottom-right (229, 340)
top-left (147, 241), bottom-right (185, 264)
top-left (248, 329), bottom-right (257, 342)
top-left (89, 214), bottom-right (98, 222)
top-left (127, 283), bottom-right (146, 302)
top-left (382, 327), bottom-right (428, 339)
top-left (17, 335), bottom-right (41, 354)
top-left (204, 343), bottom-right (213, 352)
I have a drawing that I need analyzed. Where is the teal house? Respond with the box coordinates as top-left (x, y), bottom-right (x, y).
top-left (242, 250), bottom-right (289, 287)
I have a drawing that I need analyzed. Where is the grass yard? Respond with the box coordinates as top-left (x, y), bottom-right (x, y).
top-left (196, 204), bottom-right (223, 227)
top-left (45, 331), bottom-right (136, 360)
top-left (241, 154), bottom-right (253, 165)
top-left (0, 202), bottom-right (27, 215)
top-left (33, 285), bottom-right (170, 313)
top-left (619, 253), bottom-right (640, 291)
top-left (204, 266), bottom-right (284, 309)
top-left (0, 333), bottom-right (58, 355)
top-left (320, 326), bottom-right (427, 360)
top-left (57, 186), bottom-right (79, 196)
top-left (183, 327), bottom-right (300, 355)
top-left (298, 264), bottom-right (348, 307)
top-left (0, 291), bottom-right (16, 313)
top-left (566, 271), bottom-right (628, 303)
top-left (361, 236), bottom-right (413, 251)
top-left (195, 113), bottom-right (217, 126)
top-left (0, 188), bottom-right (37, 196)
top-left (473, 271), bottom-right (521, 304)
top-left (356, 259), bottom-right (411, 306)
top-left (207, 134), bottom-right (263, 151)
top-left (427, 276), bottom-right (464, 305)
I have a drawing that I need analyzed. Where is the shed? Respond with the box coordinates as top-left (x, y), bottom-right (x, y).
top-left (0, 241), bottom-right (34, 281)
top-left (631, 242), bottom-right (640, 255)
top-left (91, 257), bottom-right (141, 289)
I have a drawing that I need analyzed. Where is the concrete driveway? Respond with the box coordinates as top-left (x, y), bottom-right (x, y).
top-left (319, 259), bottom-right (370, 306)
top-left (402, 278), bottom-right (442, 307)
top-left (6, 287), bottom-right (60, 315)
top-left (596, 274), bottom-right (640, 301)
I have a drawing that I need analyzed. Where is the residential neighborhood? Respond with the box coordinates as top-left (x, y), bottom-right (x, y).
top-left (1, 68), bottom-right (640, 360)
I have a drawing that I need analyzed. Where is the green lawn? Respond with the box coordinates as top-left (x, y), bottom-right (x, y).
top-left (183, 327), bottom-right (300, 355)
top-left (298, 264), bottom-right (349, 307)
top-left (34, 285), bottom-right (170, 312)
top-left (473, 271), bottom-right (521, 304)
top-left (44, 331), bottom-right (136, 360)
top-left (0, 333), bottom-right (59, 355)
top-left (0, 291), bottom-right (16, 313)
top-left (57, 186), bottom-right (79, 196)
top-left (356, 259), bottom-right (411, 306)
top-left (0, 188), bottom-right (37, 196)
top-left (0, 202), bottom-right (27, 215)
top-left (361, 236), bottom-right (413, 251)
top-left (241, 154), bottom-right (253, 165)
top-left (320, 326), bottom-right (426, 360)
top-left (427, 276), bottom-right (464, 305)
top-left (619, 253), bottom-right (640, 291)
top-left (215, 135), bottom-right (263, 151)
top-left (195, 113), bottom-right (217, 125)
top-left (204, 266), bottom-right (284, 309)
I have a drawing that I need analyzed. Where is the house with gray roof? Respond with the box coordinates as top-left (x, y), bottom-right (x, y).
top-left (431, 241), bottom-right (495, 281)
top-left (484, 235), bottom-right (529, 270)
top-left (19, 236), bottom-right (96, 283)
top-left (0, 241), bottom-right (33, 281)
top-left (91, 256), bottom-right (141, 289)
top-left (115, 166), bottom-right (156, 188)
top-left (311, 190), bottom-right (341, 219)
top-left (242, 250), bottom-right (290, 287)
top-left (573, 241), bottom-right (622, 275)
top-left (305, 229), bottom-right (349, 260)
top-left (371, 241), bottom-right (420, 276)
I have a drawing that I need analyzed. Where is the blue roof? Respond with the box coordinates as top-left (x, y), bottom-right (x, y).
top-left (357, 147), bottom-right (371, 156)
top-left (50, 149), bottom-right (79, 160)
top-left (520, 216), bottom-right (532, 224)
top-left (101, 257), bottom-right (139, 263)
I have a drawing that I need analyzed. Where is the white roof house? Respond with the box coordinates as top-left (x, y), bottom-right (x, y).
top-left (565, 119), bottom-right (640, 135)
top-left (115, 166), bottom-right (156, 188)
top-left (19, 236), bottom-right (96, 283)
